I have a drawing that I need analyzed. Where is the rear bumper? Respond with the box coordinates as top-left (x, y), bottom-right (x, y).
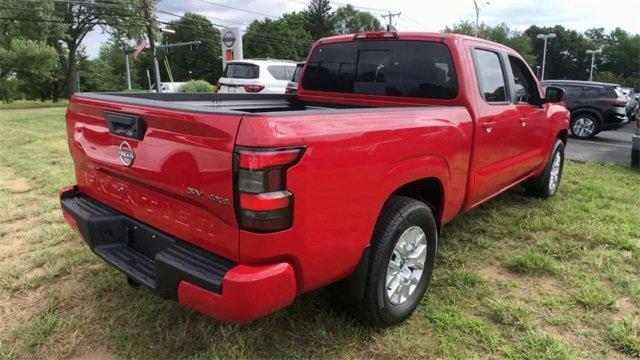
top-left (602, 114), bottom-right (629, 131)
top-left (60, 186), bottom-right (296, 323)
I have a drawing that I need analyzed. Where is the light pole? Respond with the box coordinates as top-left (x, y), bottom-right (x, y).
top-left (586, 49), bottom-right (602, 82)
top-left (473, 0), bottom-right (490, 37)
top-left (536, 33), bottom-right (556, 80)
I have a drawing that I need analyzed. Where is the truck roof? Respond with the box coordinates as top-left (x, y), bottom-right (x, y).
top-left (316, 31), bottom-right (519, 54)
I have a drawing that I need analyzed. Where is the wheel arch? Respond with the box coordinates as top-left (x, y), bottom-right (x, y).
top-left (571, 107), bottom-right (603, 124)
top-left (556, 129), bottom-right (568, 145)
top-left (391, 177), bottom-right (444, 228)
top-left (378, 154), bottom-right (452, 227)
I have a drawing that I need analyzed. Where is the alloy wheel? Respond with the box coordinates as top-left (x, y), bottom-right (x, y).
top-left (572, 117), bottom-right (596, 138)
top-left (385, 226), bottom-right (427, 305)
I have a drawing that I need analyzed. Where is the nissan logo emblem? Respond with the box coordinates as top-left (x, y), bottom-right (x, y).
top-left (222, 31), bottom-right (236, 47)
top-left (117, 141), bottom-right (135, 167)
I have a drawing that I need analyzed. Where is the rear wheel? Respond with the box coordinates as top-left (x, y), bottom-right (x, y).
top-left (523, 139), bottom-right (565, 198)
top-left (571, 114), bottom-right (599, 139)
top-left (359, 196), bottom-right (438, 327)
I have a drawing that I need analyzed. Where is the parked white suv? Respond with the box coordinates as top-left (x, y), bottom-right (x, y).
top-left (217, 59), bottom-right (298, 94)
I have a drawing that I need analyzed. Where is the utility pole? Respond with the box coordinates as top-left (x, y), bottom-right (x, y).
top-left (143, 0), bottom-right (162, 93)
top-left (536, 33), bottom-right (556, 81)
top-left (381, 11), bottom-right (401, 31)
top-left (124, 45), bottom-right (132, 90)
top-left (473, 0), bottom-right (489, 37)
top-left (586, 49), bottom-right (602, 82)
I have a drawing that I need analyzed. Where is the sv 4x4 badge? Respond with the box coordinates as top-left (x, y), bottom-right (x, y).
top-left (186, 187), bottom-right (231, 206)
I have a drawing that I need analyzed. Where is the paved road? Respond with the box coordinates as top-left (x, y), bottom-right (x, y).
top-left (565, 125), bottom-right (635, 165)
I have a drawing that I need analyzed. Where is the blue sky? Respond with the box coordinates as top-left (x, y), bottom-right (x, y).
top-left (83, 0), bottom-right (640, 58)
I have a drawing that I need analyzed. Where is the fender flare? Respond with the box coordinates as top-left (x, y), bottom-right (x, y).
top-left (378, 154), bottom-right (451, 221)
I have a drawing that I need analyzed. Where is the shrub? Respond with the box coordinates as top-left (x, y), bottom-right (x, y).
top-left (179, 80), bottom-right (214, 93)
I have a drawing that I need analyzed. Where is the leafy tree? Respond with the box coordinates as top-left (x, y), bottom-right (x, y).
top-left (333, 5), bottom-right (383, 34)
top-left (79, 42), bottom-right (144, 92)
top-left (444, 21), bottom-right (535, 65)
top-left (303, 0), bottom-right (335, 39)
top-left (243, 15), bottom-right (313, 61)
top-left (525, 25), bottom-right (593, 80)
top-left (593, 71), bottom-right (622, 84)
top-left (162, 13), bottom-right (222, 84)
top-left (599, 28), bottom-right (639, 86)
top-left (0, 0), bottom-right (150, 98)
top-left (0, 38), bottom-right (57, 102)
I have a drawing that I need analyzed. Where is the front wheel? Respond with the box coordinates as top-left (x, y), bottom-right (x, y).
top-left (359, 196), bottom-right (438, 327)
top-left (523, 139), bottom-right (565, 198)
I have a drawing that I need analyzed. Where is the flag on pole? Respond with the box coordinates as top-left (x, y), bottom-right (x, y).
top-left (133, 37), bottom-right (147, 60)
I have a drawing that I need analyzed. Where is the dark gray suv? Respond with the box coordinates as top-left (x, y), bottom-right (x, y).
top-left (542, 80), bottom-right (629, 139)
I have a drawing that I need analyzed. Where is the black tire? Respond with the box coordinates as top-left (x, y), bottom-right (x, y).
top-left (523, 139), bottom-right (565, 198)
top-left (359, 196), bottom-right (438, 327)
top-left (570, 114), bottom-right (599, 139)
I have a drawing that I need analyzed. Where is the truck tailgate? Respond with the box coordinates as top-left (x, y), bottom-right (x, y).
top-left (66, 96), bottom-right (241, 261)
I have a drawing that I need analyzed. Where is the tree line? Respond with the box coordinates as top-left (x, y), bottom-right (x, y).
top-left (1, 0), bottom-right (638, 103)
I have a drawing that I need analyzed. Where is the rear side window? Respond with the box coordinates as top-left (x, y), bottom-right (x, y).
top-left (302, 40), bottom-right (458, 99)
top-left (267, 65), bottom-right (296, 81)
top-left (553, 85), bottom-right (582, 99)
top-left (224, 63), bottom-right (259, 79)
top-left (474, 49), bottom-right (507, 102)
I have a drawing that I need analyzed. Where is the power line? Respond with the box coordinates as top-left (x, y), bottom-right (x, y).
top-left (381, 11), bottom-right (401, 30)
top-left (50, 0), bottom-right (144, 10)
top-left (0, 5), bottom-right (144, 21)
top-left (403, 14), bottom-right (431, 31)
top-left (157, 5), bottom-right (247, 26)
top-left (0, 16), bottom-right (110, 25)
top-left (193, 0), bottom-right (280, 19)
top-left (156, 8), bottom-right (313, 47)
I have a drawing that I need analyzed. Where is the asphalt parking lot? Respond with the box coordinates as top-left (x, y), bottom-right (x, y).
top-left (565, 124), bottom-right (635, 166)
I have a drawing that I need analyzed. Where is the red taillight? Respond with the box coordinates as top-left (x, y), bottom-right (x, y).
top-left (244, 84), bottom-right (265, 93)
top-left (235, 146), bottom-right (304, 232)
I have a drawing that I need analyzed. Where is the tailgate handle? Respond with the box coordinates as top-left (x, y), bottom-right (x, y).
top-left (104, 112), bottom-right (145, 140)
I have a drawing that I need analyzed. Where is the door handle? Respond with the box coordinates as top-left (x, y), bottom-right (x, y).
top-left (482, 121), bottom-right (497, 133)
top-left (520, 117), bottom-right (528, 126)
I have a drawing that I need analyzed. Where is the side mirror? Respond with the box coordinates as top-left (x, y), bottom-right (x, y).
top-left (544, 86), bottom-right (565, 103)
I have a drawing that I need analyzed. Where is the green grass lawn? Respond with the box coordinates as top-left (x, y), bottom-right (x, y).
top-left (0, 108), bottom-right (639, 359)
top-left (0, 99), bottom-right (69, 111)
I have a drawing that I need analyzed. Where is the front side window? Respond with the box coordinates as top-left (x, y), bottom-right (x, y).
top-left (302, 40), bottom-right (458, 99)
top-left (474, 49), bottom-right (507, 103)
top-left (508, 56), bottom-right (539, 105)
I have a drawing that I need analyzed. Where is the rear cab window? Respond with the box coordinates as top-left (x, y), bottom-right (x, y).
top-left (301, 40), bottom-right (458, 99)
top-left (224, 63), bottom-right (259, 79)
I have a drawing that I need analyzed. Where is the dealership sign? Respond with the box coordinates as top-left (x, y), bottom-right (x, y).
top-left (220, 27), bottom-right (243, 68)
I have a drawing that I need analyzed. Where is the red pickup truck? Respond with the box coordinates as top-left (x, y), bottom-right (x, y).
top-left (60, 32), bottom-right (569, 327)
